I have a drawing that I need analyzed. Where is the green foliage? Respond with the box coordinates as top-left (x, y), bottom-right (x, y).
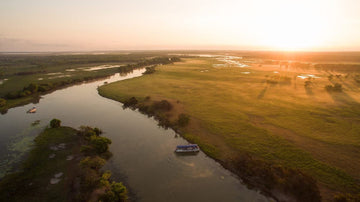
top-left (94, 127), bottom-right (103, 136)
top-left (100, 181), bottom-right (128, 202)
top-left (123, 97), bottom-right (138, 108)
top-left (79, 126), bottom-right (98, 138)
top-left (80, 167), bottom-right (100, 190)
top-left (50, 118), bottom-right (61, 128)
top-left (80, 156), bottom-right (106, 170)
top-left (90, 136), bottom-right (112, 154)
top-left (177, 113), bottom-right (190, 127)
top-left (0, 98), bottom-right (6, 107)
top-left (100, 171), bottom-right (112, 187)
top-left (143, 65), bottom-right (156, 74)
top-left (24, 83), bottom-right (39, 93)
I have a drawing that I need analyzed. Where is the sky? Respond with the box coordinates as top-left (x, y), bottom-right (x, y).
top-left (0, 0), bottom-right (360, 52)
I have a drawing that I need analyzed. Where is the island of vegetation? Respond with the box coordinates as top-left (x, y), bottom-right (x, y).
top-left (0, 119), bottom-right (128, 202)
top-left (98, 52), bottom-right (360, 202)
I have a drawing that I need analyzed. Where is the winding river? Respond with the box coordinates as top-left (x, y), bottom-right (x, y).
top-left (0, 69), bottom-right (269, 202)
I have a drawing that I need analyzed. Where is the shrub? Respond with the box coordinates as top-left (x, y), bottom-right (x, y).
top-left (152, 100), bottom-right (172, 111)
top-left (80, 167), bottom-right (100, 190)
top-left (38, 83), bottom-right (52, 92)
top-left (99, 181), bottom-right (128, 202)
top-left (325, 83), bottom-right (343, 92)
top-left (90, 136), bottom-right (112, 154)
top-left (156, 113), bottom-right (172, 128)
top-left (24, 83), bottom-right (39, 93)
top-left (93, 127), bottom-right (102, 136)
top-left (80, 145), bottom-right (94, 154)
top-left (50, 119), bottom-right (61, 128)
top-left (334, 83), bottom-right (343, 91)
top-left (177, 113), bottom-right (190, 127)
top-left (78, 126), bottom-right (98, 138)
top-left (100, 171), bottom-right (112, 187)
top-left (123, 97), bottom-right (138, 108)
top-left (80, 156), bottom-right (106, 171)
top-left (0, 98), bottom-right (6, 107)
top-left (143, 66), bottom-right (156, 74)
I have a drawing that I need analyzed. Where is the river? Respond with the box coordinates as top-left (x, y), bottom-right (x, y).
top-left (0, 69), bottom-right (269, 202)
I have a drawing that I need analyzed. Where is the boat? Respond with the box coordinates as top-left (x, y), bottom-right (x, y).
top-left (27, 107), bottom-right (37, 113)
top-left (175, 144), bottom-right (200, 153)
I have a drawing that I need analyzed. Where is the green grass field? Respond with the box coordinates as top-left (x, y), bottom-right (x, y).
top-left (99, 57), bottom-right (360, 199)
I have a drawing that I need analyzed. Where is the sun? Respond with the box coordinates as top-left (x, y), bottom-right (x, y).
top-left (251, 0), bottom-right (333, 51)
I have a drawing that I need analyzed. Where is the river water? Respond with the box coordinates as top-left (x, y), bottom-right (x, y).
top-left (0, 69), bottom-right (269, 202)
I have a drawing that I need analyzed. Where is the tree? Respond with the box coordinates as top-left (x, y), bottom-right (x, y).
top-left (24, 83), bottom-right (39, 93)
top-left (100, 181), bottom-right (128, 202)
top-left (90, 136), bottom-right (112, 154)
top-left (50, 119), bottom-right (61, 128)
top-left (123, 97), bottom-right (138, 108)
top-left (80, 156), bottom-right (106, 170)
top-left (0, 98), bottom-right (6, 107)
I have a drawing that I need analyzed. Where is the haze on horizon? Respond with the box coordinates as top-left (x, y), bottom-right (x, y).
top-left (1, 0), bottom-right (360, 52)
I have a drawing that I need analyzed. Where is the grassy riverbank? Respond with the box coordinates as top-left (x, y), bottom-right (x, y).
top-left (98, 57), bottom-right (360, 201)
top-left (0, 120), bottom-right (128, 202)
top-left (0, 52), bottom-right (179, 113)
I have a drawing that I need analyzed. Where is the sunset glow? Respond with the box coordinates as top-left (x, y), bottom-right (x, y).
top-left (0, 0), bottom-right (359, 51)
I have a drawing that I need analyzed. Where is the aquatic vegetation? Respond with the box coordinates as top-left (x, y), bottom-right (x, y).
top-left (0, 120), bottom-right (127, 201)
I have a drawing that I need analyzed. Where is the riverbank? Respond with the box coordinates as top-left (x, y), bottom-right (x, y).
top-left (0, 56), bottom-right (180, 114)
top-left (0, 120), bottom-right (128, 201)
top-left (98, 57), bottom-right (360, 201)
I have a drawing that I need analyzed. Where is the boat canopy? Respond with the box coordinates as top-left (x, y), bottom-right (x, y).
top-left (176, 144), bottom-right (198, 148)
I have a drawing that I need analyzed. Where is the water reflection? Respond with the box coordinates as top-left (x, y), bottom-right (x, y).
top-left (0, 69), bottom-right (269, 202)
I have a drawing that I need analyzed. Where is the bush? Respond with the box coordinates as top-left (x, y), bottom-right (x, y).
top-left (0, 98), bottom-right (6, 107)
top-left (24, 83), bottom-right (39, 93)
top-left (325, 83), bottom-right (343, 92)
top-left (143, 66), bottom-right (156, 74)
top-left (123, 97), bottom-right (138, 108)
top-left (90, 136), bottom-right (112, 154)
top-left (78, 126), bottom-right (100, 138)
top-left (80, 156), bottom-right (106, 171)
top-left (177, 113), bottom-right (190, 127)
top-left (80, 167), bottom-right (100, 190)
top-left (100, 171), bottom-right (112, 187)
top-left (100, 181), bottom-right (128, 202)
top-left (50, 119), bottom-right (61, 128)
top-left (152, 100), bottom-right (172, 111)
top-left (94, 127), bottom-right (103, 136)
